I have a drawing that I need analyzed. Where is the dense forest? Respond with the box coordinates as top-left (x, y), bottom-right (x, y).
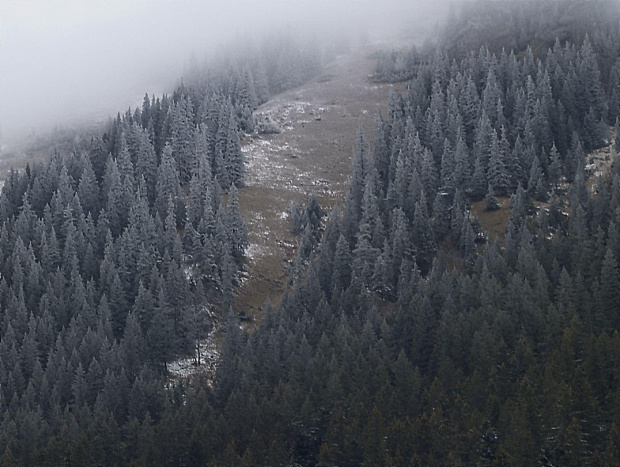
top-left (2, 0), bottom-right (620, 465)
top-left (0, 30), bottom-right (322, 465)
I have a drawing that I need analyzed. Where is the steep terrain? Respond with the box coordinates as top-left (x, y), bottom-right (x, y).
top-left (237, 49), bottom-right (405, 318)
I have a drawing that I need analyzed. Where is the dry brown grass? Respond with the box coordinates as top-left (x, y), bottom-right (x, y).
top-left (470, 197), bottom-right (512, 244)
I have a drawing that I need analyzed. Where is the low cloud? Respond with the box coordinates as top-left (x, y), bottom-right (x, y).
top-left (0, 0), bottom-right (446, 143)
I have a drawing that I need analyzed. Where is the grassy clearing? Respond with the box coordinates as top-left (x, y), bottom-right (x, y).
top-left (235, 49), bottom-right (405, 320)
top-left (470, 196), bottom-right (512, 244)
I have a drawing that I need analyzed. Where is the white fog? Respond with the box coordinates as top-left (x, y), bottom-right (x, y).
top-left (0, 0), bottom-right (444, 149)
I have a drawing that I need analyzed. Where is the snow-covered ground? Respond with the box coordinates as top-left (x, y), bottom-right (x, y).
top-left (245, 243), bottom-right (268, 261)
top-left (242, 97), bottom-right (334, 190)
top-left (242, 137), bottom-right (317, 190)
top-left (168, 326), bottom-right (220, 385)
top-left (586, 140), bottom-right (618, 191)
top-left (254, 99), bottom-right (327, 132)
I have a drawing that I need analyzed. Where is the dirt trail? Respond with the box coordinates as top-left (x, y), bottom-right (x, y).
top-left (237, 49), bottom-right (404, 318)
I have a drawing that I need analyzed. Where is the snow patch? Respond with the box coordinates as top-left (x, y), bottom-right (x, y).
top-left (168, 326), bottom-right (220, 385)
top-left (242, 138), bottom-right (310, 188)
top-left (245, 244), bottom-right (267, 261)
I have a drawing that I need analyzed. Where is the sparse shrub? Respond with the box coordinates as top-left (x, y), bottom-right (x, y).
top-left (257, 118), bottom-right (282, 135)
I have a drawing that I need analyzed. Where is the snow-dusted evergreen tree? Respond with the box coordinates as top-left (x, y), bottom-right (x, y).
top-left (225, 184), bottom-right (248, 265)
top-left (170, 93), bottom-right (195, 183)
top-left (155, 143), bottom-right (182, 221)
top-left (484, 183), bottom-right (501, 211)
top-left (487, 130), bottom-right (511, 196)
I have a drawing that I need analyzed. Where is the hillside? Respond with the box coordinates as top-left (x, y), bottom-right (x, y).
top-left (2, 1), bottom-right (620, 465)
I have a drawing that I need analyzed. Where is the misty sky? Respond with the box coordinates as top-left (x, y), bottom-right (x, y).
top-left (0, 0), bottom-right (440, 145)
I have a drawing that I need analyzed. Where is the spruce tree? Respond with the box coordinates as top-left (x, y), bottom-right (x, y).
top-left (487, 130), bottom-right (510, 196)
top-left (485, 184), bottom-right (501, 211)
top-left (528, 155), bottom-right (547, 201)
top-left (147, 287), bottom-right (175, 372)
top-left (411, 200), bottom-right (436, 275)
top-left (597, 249), bottom-right (620, 331)
top-left (225, 184), bottom-right (248, 265)
top-left (170, 94), bottom-right (195, 183)
top-left (470, 154), bottom-right (488, 201)
top-left (547, 143), bottom-right (563, 190)
top-left (224, 111), bottom-right (244, 188)
top-left (155, 143), bottom-right (181, 222)
top-left (333, 234), bottom-right (352, 291)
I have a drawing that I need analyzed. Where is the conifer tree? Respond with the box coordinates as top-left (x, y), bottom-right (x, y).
top-left (147, 288), bottom-right (174, 372)
top-left (225, 184), bottom-right (247, 265)
top-left (432, 191), bottom-right (451, 240)
top-left (333, 234), bottom-right (352, 291)
top-left (224, 113), bottom-right (244, 188)
top-left (470, 154), bottom-right (487, 201)
top-left (452, 129), bottom-right (470, 189)
top-left (484, 184), bottom-right (501, 211)
top-left (583, 106), bottom-right (606, 151)
top-left (411, 200), bottom-right (436, 275)
top-left (156, 143), bottom-right (181, 222)
top-left (349, 120), bottom-right (368, 224)
top-left (487, 130), bottom-right (510, 196)
top-left (548, 143), bottom-right (563, 190)
top-left (597, 249), bottom-right (620, 331)
top-left (134, 128), bottom-right (158, 206)
top-left (104, 158), bottom-right (127, 237)
top-left (78, 156), bottom-right (100, 218)
top-left (578, 35), bottom-right (607, 122)
top-left (170, 94), bottom-right (195, 183)
top-left (528, 155), bottom-right (547, 201)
